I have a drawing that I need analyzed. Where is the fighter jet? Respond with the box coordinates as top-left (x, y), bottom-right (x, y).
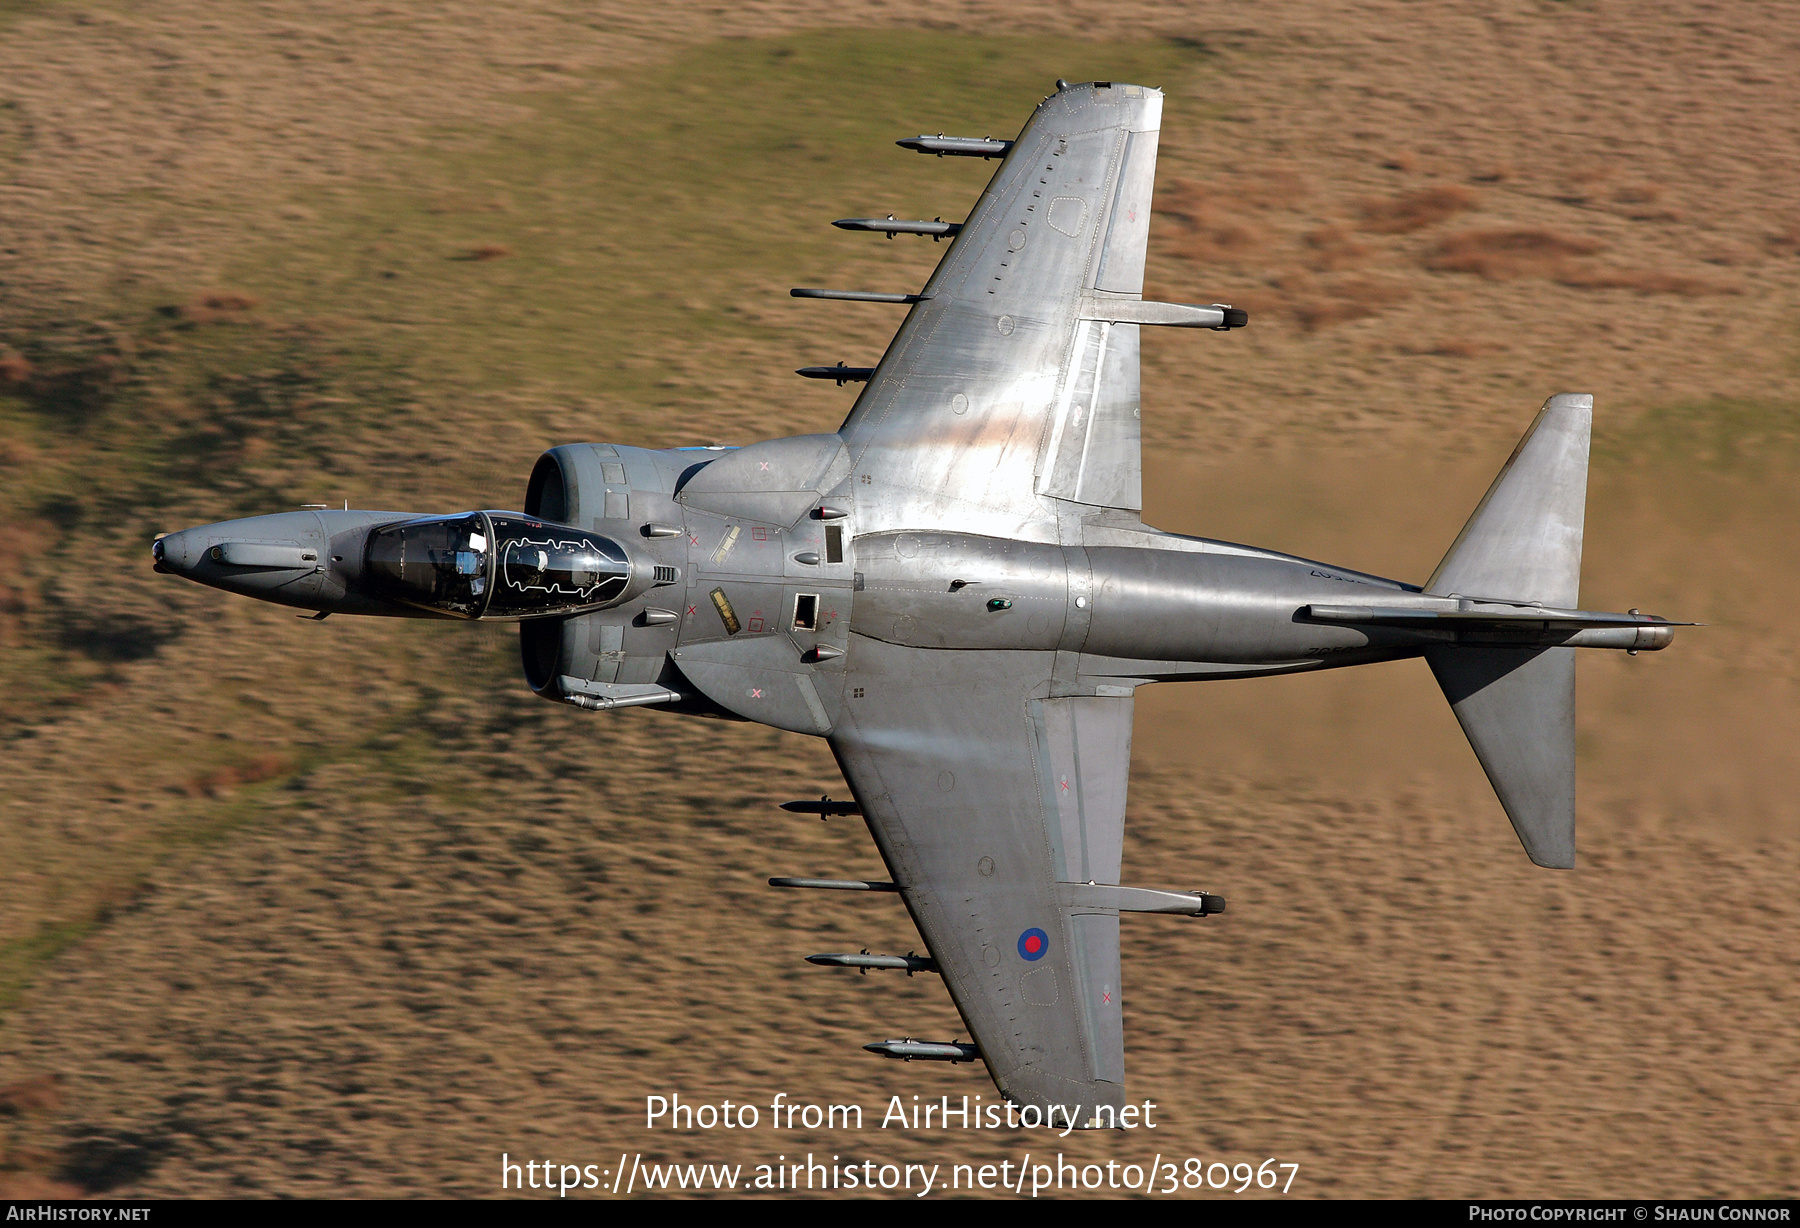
top-left (153, 80), bottom-right (1683, 1123)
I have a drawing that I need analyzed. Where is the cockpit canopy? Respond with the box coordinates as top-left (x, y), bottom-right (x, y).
top-left (362, 512), bottom-right (631, 619)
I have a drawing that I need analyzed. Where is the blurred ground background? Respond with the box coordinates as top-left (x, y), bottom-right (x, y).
top-left (0, 0), bottom-right (1796, 1199)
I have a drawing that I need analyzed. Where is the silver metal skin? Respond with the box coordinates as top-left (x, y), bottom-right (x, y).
top-left (154, 81), bottom-right (1683, 1121)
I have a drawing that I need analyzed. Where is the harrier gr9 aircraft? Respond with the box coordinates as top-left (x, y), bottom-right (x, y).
top-left (153, 80), bottom-right (1683, 1124)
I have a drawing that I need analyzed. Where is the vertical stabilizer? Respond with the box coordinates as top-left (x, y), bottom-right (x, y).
top-left (1427, 393), bottom-right (1591, 607)
top-left (1427, 646), bottom-right (1576, 868)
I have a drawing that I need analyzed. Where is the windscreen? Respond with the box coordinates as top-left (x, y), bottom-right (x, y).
top-left (362, 513), bottom-right (490, 618)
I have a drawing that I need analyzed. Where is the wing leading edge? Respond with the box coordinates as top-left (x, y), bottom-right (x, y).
top-left (839, 82), bottom-right (1166, 539)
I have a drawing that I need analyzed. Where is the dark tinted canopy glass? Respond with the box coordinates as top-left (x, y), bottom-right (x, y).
top-left (362, 513), bottom-right (631, 619)
top-left (483, 516), bottom-right (630, 618)
top-left (363, 513), bottom-right (490, 618)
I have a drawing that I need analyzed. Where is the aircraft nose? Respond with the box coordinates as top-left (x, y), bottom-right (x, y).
top-left (152, 528), bottom-right (195, 575)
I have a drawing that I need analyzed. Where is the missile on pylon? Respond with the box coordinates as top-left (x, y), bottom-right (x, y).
top-left (768, 876), bottom-right (898, 892)
top-left (833, 217), bottom-right (962, 240)
top-left (863, 1039), bottom-right (981, 1062)
top-left (895, 135), bottom-right (1013, 159)
top-left (781, 798), bottom-right (863, 816)
top-left (791, 287), bottom-right (930, 304)
top-left (796, 363), bottom-right (874, 385)
top-left (808, 952), bottom-right (938, 974)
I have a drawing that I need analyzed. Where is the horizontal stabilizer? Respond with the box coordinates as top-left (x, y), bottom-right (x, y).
top-left (1429, 393), bottom-right (1591, 608)
top-left (1428, 645), bottom-right (1576, 869)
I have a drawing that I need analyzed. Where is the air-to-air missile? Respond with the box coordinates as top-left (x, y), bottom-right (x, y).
top-left (894, 134), bottom-right (1013, 159)
top-left (863, 1039), bottom-right (981, 1063)
top-left (767, 877), bottom-right (898, 893)
top-left (807, 952), bottom-right (939, 975)
top-left (780, 798), bottom-right (863, 816)
top-left (832, 216), bottom-right (962, 240)
top-left (795, 362), bottom-right (875, 385)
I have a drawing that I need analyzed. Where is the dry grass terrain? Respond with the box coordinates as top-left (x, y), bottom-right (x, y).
top-left (0, 0), bottom-right (1797, 1199)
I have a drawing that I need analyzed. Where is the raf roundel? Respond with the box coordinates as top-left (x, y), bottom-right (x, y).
top-left (1017, 928), bottom-right (1050, 962)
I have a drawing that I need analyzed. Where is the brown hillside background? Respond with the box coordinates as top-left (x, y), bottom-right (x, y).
top-left (1, 0), bottom-right (1797, 1199)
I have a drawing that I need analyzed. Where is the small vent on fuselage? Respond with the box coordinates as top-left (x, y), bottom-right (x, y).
top-left (653, 565), bottom-right (679, 586)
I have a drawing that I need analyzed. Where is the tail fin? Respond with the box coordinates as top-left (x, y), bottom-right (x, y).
top-left (1425, 394), bottom-right (1592, 869)
top-left (1428, 645), bottom-right (1575, 867)
top-left (1427, 392), bottom-right (1591, 608)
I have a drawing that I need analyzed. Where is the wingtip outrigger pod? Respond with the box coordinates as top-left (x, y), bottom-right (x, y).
top-left (1078, 298), bottom-right (1247, 331)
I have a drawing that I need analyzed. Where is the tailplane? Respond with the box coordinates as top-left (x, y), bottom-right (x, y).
top-left (1424, 394), bottom-right (1592, 869)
